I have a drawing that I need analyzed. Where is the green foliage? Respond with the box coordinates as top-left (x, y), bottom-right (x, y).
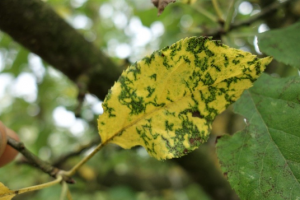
top-left (217, 74), bottom-right (300, 199)
top-left (258, 21), bottom-right (300, 69)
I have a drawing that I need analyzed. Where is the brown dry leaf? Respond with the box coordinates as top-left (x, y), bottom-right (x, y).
top-left (0, 182), bottom-right (15, 200)
top-left (151, 0), bottom-right (176, 15)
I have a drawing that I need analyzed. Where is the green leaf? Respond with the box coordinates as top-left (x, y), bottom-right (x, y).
top-left (217, 74), bottom-right (300, 199)
top-left (98, 36), bottom-right (272, 160)
top-left (258, 22), bottom-right (300, 69)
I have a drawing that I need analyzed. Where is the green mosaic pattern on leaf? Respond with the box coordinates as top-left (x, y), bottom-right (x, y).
top-left (258, 21), bottom-right (300, 69)
top-left (217, 74), bottom-right (300, 199)
top-left (98, 36), bottom-right (272, 160)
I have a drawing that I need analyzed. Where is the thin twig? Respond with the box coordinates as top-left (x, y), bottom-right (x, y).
top-left (224, 0), bottom-right (237, 32)
top-left (60, 181), bottom-right (68, 200)
top-left (12, 175), bottom-right (63, 196)
top-left (7, 136), bottom-right (75, 183)
top-left (7, 136), bottom-right (58, 177)
top-left (229, 0), bottom-right (290, 30)
top-left (194, 4), bottom-right (218, 23)
top-left (8, 133), bottom-right (101, 182)
top-left (212, 0), bottom-right (224, 23)
top-left (207, 0), bottom-right (292, 38)
top-left (52, 137), bottom-right (100, 167)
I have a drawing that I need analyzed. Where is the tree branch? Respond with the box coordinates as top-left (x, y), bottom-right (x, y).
top-left (7, 136), bottom-right (74, 183)
top-left (7, 136), bottom-right (57, 176)
top-left (0, 0), bottom-right (122, 100)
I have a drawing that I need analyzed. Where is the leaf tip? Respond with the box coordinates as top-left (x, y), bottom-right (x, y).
top-left (261, 56), bottom-right (273, 66)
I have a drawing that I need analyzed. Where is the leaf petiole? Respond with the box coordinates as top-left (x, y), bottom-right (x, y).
top-left (224, 0), bottom-right (237, 32)
top-left (212, 0), bottom-right (224, 22)
top-left (60, 180), bottom-right (73, 200)
top-left (63, 143), bottom-right (104, 177)
top-left (5, 175), bottom-right (63, 198)
top-left (194, 5), bottom-right (218, 23)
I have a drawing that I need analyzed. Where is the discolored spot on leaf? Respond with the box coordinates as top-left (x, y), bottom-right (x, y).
top-left (192, 111), bottom-right (204, 118)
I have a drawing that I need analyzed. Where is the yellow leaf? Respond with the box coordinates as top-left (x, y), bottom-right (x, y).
top-left (0, 182), bottom-right (15, 200)
top-left (98, 36), bottom-right (272, 160)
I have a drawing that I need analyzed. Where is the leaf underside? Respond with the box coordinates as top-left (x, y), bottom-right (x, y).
top-left (217, 74), bottom-right (300, 199)
top-left (98, 36), bottom-right (272, 160)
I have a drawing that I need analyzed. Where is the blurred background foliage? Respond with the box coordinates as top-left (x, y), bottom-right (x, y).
top-left (0, 0), bottom-right (299, 199)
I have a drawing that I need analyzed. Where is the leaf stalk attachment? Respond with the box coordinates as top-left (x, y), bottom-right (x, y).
top-left (63, 143), bottom-right (104, 177)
